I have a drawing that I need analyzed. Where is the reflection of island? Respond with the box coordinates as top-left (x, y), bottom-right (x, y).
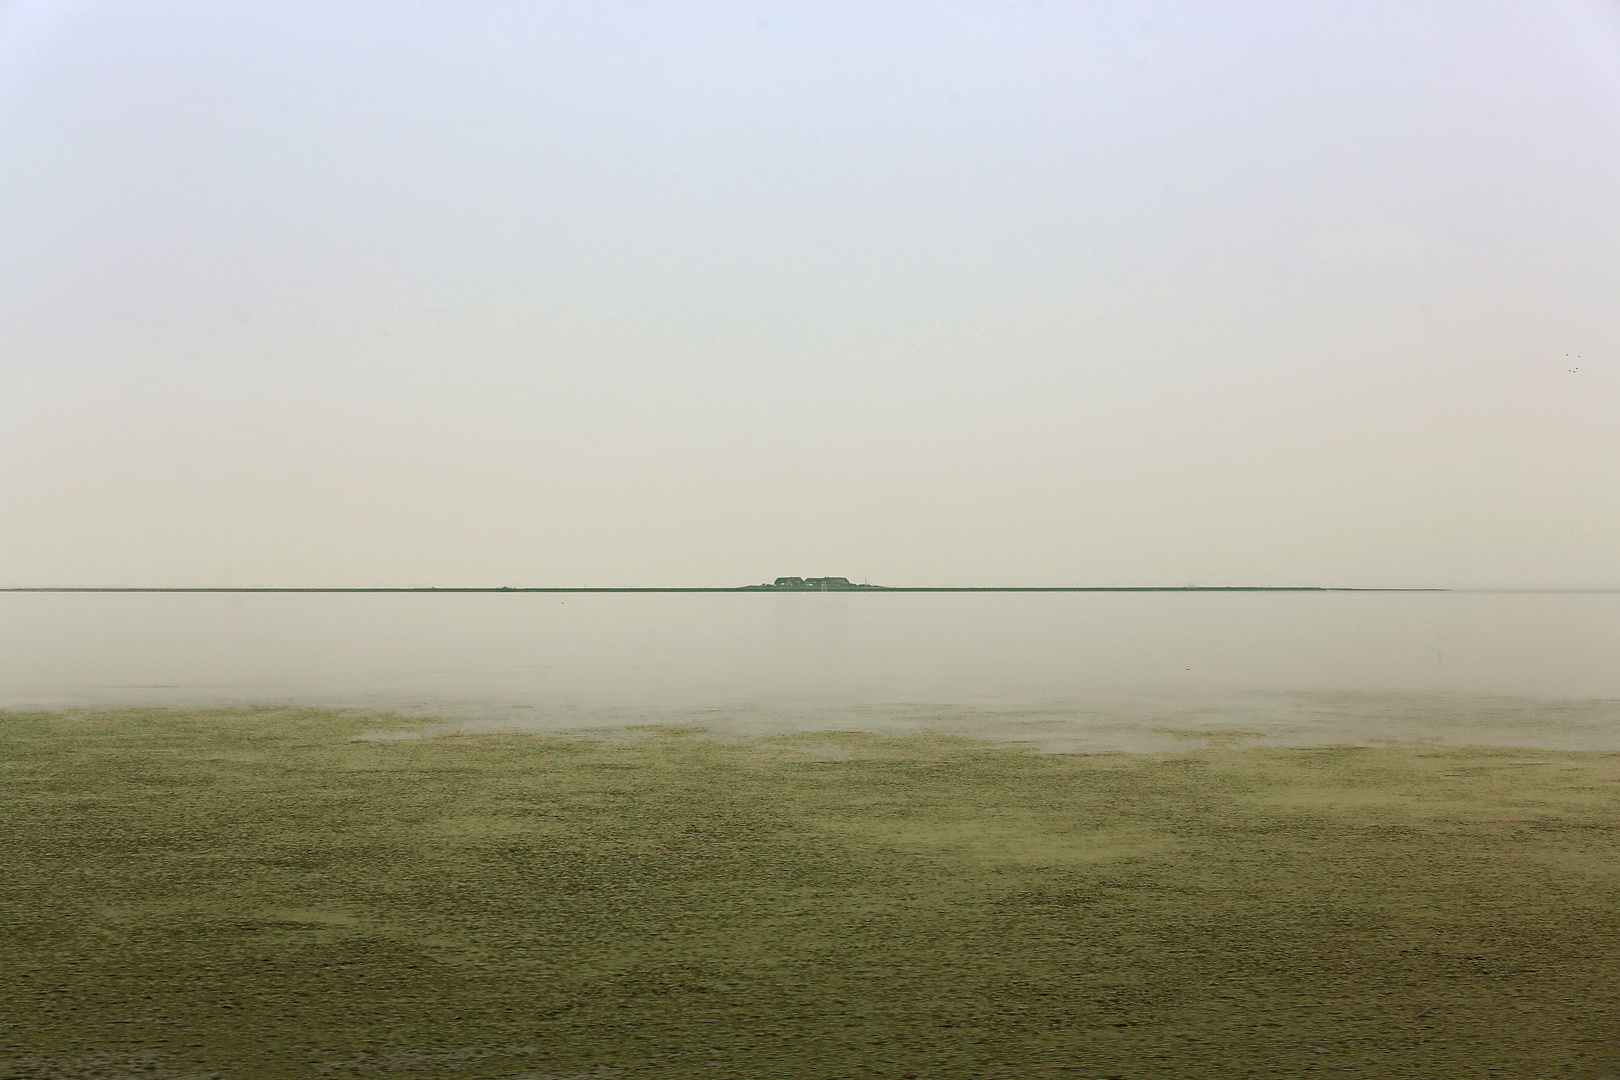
top-left (743, 576), bottom-right (886, 590)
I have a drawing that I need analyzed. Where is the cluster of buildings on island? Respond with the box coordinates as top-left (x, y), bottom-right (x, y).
top-left (748, 576), bottom-right (887, 589)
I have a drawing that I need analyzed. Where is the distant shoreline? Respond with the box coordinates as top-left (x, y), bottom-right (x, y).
top-left (2, 585), bottom-right (1456, 593)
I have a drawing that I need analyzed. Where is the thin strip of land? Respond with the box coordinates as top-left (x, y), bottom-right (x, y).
top-left (2, 585), bottom-right (1444, 592)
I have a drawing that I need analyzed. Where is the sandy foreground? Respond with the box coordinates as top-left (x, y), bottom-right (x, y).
top-left (4, 709), bottom-right (1620, 1080)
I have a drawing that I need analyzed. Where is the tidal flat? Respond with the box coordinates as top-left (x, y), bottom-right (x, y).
top-left (4, 709), bottom-right (1620, 1079)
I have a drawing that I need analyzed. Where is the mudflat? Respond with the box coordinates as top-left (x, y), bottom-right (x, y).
top-left (4, 708), bottom-right (1620, 1079)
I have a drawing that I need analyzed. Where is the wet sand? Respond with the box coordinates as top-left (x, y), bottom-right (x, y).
top-left (4, 707), bottom-right (1620, 1079)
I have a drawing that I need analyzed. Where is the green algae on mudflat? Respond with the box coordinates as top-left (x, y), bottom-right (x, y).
top-left (4, 708), bottom-right (1620, 1079)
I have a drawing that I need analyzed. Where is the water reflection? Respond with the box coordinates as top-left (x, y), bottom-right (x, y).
top-left (3, 591), bottom-right (1617, 750)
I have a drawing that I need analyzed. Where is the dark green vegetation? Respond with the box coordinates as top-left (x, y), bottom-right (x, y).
top-left (4, 710), bottom-right (1620, 1079)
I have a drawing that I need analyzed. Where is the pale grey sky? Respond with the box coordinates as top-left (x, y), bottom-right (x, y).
top-left (2, 1), bottom-right (1617, 588)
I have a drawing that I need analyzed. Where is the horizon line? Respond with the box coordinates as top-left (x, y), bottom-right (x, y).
top-left (1, 585), bottom-right (1460, 593)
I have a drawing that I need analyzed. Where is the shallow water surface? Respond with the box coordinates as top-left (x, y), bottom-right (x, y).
top-left (3, 591), bottom-right (1617, 749)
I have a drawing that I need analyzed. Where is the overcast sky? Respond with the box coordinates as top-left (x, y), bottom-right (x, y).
top-left (2, 1), bottom-right (1617, 588)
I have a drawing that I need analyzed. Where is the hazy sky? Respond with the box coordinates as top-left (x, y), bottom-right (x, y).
top-left (2, 1), bottom-right (1617, 588)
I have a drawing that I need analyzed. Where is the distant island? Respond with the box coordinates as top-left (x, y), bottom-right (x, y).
top-left (741, 576), bottom-right (886, 590)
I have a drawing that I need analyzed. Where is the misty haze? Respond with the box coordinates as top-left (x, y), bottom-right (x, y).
top-left (3, 2), bottom-right (1619, 1079)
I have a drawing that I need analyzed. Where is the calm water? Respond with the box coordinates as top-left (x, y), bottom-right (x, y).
top-left (3, 591), bottom-right (1618, 751)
